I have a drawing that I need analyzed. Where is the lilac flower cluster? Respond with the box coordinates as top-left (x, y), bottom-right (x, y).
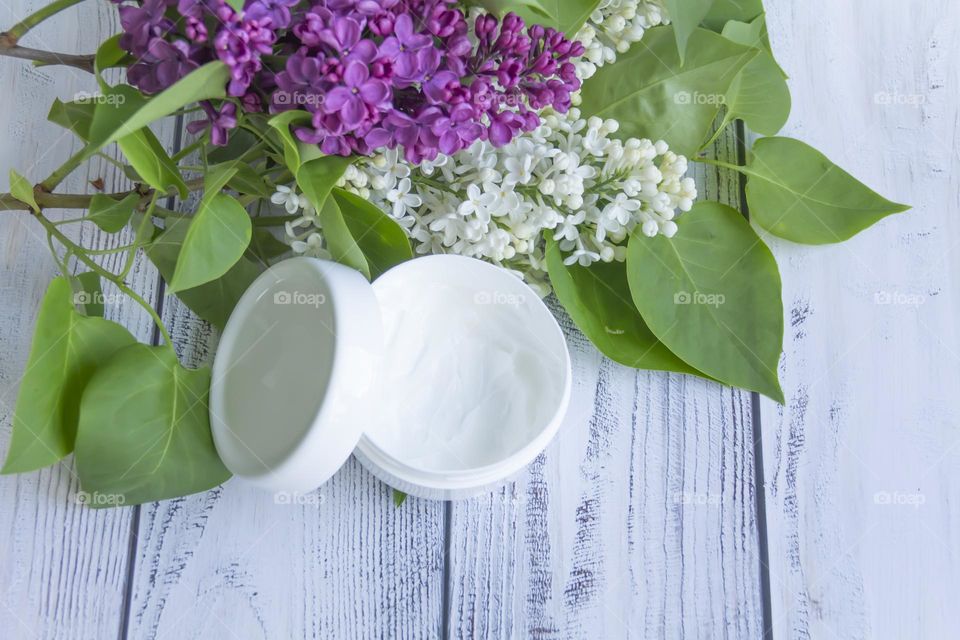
top-left (116, 0), bottom-right (584, 162)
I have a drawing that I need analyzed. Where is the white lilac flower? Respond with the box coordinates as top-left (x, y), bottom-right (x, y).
top-left (286, 106), bottom-right (697, 294)
top-left (386, 177), bottom-right (422, 218)
top-left (575, 1), bottom-right (669, 82)
top-left (271, 185), bottom-right (301, 214)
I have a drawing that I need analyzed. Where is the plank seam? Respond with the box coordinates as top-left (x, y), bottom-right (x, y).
top-left (441, 500), bottom-right (452, 640)
top-left (117, 115), bottom-right (185, 640)
top-left (735, 119), bottom-right (774, 640)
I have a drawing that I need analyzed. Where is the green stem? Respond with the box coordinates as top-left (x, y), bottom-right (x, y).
top-left (36, 211), bottom-right (173, 345)
top-left (122, 283), bottom-right (172, 345)
top-left (120, 192), bottom-right (158, 280)
top-left (39, 147), bottom-right (89, 191)
top-left (699, 119), bottom-right (733, 152)
top-left (171, 134), bottom-right (208, 162)
top-left (95, 152), bottom-right (129, 172)
top-left (3, 0), bottom-right (87, 40)
top-left (1, 188), bottom-right (143, 211)
top-left (694, 156), bottom-right (747, 173)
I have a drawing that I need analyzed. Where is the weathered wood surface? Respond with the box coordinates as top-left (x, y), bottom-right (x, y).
top-left (0, 1), bottom-right (175, 638)
top-left (0, 0), bottom-right (953, 638)
top-left (760, 1), bottom-right (960, 638)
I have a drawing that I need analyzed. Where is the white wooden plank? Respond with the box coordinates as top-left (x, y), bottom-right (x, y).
top-left (761, 1), bottom-right (960, 637)
top-left (447, 131), bottom-right (766, 638)
top-left (0, 1), bottom-right (177, 638)
top-left (125, 135), bottom-right (447, 640)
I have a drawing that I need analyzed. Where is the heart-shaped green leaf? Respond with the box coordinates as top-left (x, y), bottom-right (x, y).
top-left (169, 193), bottom-right (252, 292)
top-left (546, 239), bottom-right (700, 374)
top-left (720, 52), bottom-right (790, 136)
top-left (75, 344), bottom-right (230, 506)
top-left (661, 0), bottom-right (716, 63)
top-left (146, 217), bottom-right (263, 330)
top-left (332, 188), bottom-right (412, 279)
top-left (1, 277), bottom-right (136, 473)
top-left (742, 137), bottom-right (910, 244)
top-left (627, 202), bottom-right (784, 402)
top-left (87, 192), bottom-right (140, 233)
top-left (579, 26), bottom-right (757, 155)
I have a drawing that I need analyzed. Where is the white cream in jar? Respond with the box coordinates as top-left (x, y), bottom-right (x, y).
top-left (366, 262), bottom-right (567, 473)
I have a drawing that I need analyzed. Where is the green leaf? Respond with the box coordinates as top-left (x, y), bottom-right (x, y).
top-left (510, 0), bottom-right (601, 36)
top-left (627, 202), bottom-right (784, 402)
top-left (147, 218), bottom-right (262, 330)
top-left (47, 99), bottom-right (95, 140)
top-left (224, 0), bottom-right (244, 13)
top-left (332, 188), bottom-right (412, 279)
top-left (720, 52), bottom-right (790, 136)
top-left (579, 26), bottom-right (758, 155)
top-left (9, 169), bottom-right (38, 212)
top-left (89, 63), bottom-right (229, 148)
top-left (71, 272), bottom-right (104, 317)
top-left (93, 34), bottom-right (129, 91)
top-left (703, 0), bottom-right (765, 32)
top-left (246, 229), bottom-right (291, 265)
top-left (545, 239), bottom-right (700, 375)
top-left (169, 193), bottom-right (252, 292)
top-left (228, 163), bottom-right (271, 197)
top-left (208, 128), bottom-right (259, 164)
top-left (392, 489), bottom-right (408, 507)
top-left (118, 128), bottom-right (188, 198)
top-left (296, 157), bottom-right (370, 276)
top-left (75, 344), bottom-right (230, 506)
top-left (475, 0), bottom-right (552, 19)
top-left (268, 111), bottom-right (312, 173)
top-left (87, 192), bottom-right (140, 233)
top-left (661, 0), bottom-right (715, 63)
top-left (316, 195), bottom-right (370, 279)
top-left (741, 137), bottom-right (910, 244)
top-left (203, 161), bottom-right (240, 197)
top-left (1, 277), bottom-right (136, 473)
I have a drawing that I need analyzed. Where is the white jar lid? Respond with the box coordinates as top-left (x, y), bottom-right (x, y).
top-left (210, 255), bottom-right (571, 498)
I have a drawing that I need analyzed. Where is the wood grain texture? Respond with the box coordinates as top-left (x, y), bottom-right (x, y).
top-left (123, 139), bottom-right (446, 640)
top-left (446, 131), bottom-right (766, 639)
top-left (0, 1), bottom-right (176, 638)
top-left (761, 1), bottom-right (960, 637)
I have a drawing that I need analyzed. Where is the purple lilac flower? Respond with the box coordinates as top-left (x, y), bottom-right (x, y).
top-left (127, 38), bottom-right (198, 94)
top-left (324, 61), bottom-right (391, 129)
top-left (379, 14), bottom-right (432, 70)
top-left (319, 16), bottom-right (378, 63)
top-left (431, 104), bottom-right (483, 155)
top-left (215, 18), bottom-right (275, 96)
top-left (244, 0), bottom-right (299, 29)
top-left (116, 0), bottom-right (585, 161)
top-left (118, 0), bottom-right (173, 56)
top-left (273, 48), bottom-right (332, 112)
top-left (186, 101), bottom-right (238, 145)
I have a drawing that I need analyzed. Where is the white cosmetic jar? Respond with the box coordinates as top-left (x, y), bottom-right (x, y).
top-left (210, 254), bottom-right (571, 500)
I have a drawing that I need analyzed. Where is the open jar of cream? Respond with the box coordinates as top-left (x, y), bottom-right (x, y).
top-left (209, 254), bottom-right (571, 500)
